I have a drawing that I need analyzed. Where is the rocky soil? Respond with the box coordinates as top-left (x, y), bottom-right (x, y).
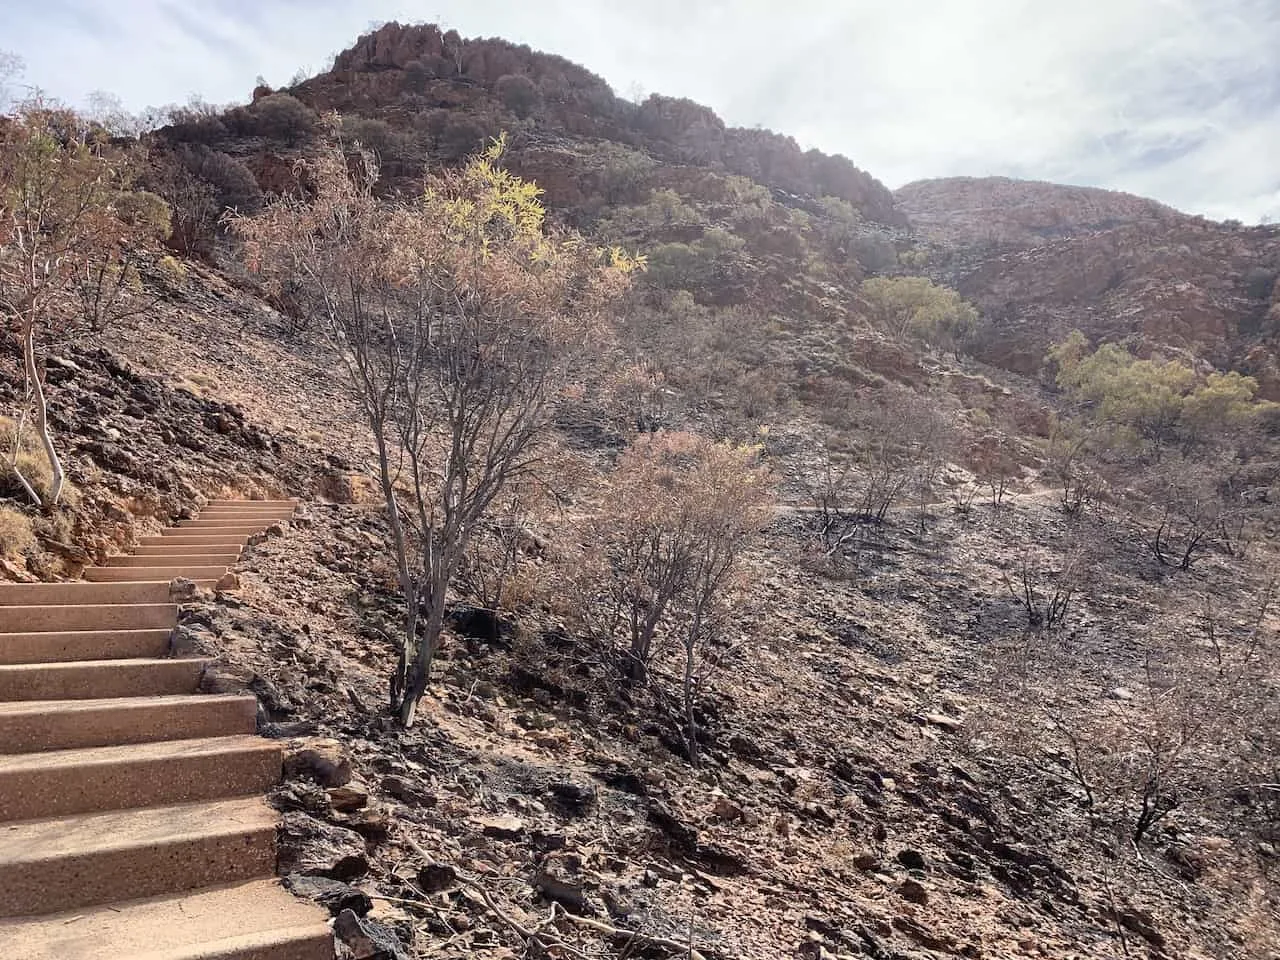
top-left (4, 268), bottom-right (1275, 957)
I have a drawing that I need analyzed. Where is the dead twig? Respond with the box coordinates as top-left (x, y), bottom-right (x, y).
top-left (551, 903), bottom-right (709, 960)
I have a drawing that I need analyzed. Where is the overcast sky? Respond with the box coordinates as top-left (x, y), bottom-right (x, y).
top-left (3, 0), bottom-right (1277, 222)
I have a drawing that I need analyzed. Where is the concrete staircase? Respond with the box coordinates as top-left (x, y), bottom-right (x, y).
top-left (0, 501), bottom-right (333, 959)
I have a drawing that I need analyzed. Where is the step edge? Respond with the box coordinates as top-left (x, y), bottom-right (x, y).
top-left (0, 735), bottom-right (279, 769)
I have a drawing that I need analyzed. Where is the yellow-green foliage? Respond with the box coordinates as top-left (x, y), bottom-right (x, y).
top-left (0, 505), bottom-right (36, 558)
top-left (112, 189), bottom-right (173, 239)
top-left (1048, 332), bottom-right (1270, 450)
top-left (0, 416), bottom-right (54, 502)
top-left (157, 254), bottom-right (188, 285)
top-left (899, 248), bottom-right (931, 269)
top-left (861, 275), bottom-right (978, 352)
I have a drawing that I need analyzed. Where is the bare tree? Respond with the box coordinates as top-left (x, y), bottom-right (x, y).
top-left (1138, 459), bottom-right (1223, 571)
top-left (0, 52), bottom-right (22, 112)
top-left (971, 431), bottom-right (1016, 508)
top-left (232, 136), bottom-right (638, 726)
top-left (1045, 427), bottom-right (1097, 517)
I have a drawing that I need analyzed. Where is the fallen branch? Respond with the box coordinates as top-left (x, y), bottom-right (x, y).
top-left (401, 833), bottom-right (705, 960)
top-left (552, 903), bottom-right (708, 960)
top-left (454, 873), bottom-right (590, 960)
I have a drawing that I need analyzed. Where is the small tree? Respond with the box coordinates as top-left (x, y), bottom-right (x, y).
top-left (573, 432), bottom-right (772, 762)
top-left (0, 102), bottom-right (167, 507)
top-left (233, 135), bottom-right (639, 726)
top-left (860, 275), bottom-right (978, 354)
top-left (1047, 333), bottom-right (1270, 458)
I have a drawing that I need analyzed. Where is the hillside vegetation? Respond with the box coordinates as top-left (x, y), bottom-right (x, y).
top-left (2, 22), bottom-right (1278, 960)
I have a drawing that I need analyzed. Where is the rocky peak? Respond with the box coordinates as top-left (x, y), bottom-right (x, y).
top-left (332, 21), bottom-right (451, 72)
top-left (313, 23), bottom-right (905, 227)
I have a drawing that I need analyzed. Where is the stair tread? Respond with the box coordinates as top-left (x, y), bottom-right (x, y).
top-left (0, 879), bottom-right (329, 960)
top-left (0, 796), bottom-right (276, 861)
top-left (0, 628), bottom-right (173, 639)
top-left (0, 692), bottom-right (248, 716)
top-left (0, 735), bottom-right (277, 772)
top-left (0, 657), bottom-right (211, 673)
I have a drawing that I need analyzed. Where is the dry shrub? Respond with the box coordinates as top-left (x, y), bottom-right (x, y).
top-left (0, 505), bottom-right (35, 558)
top-left (567, 430), bottom-right (774, 762)
top-left (995, 586), bottom-right (1275, 848)
top-left (0, 416), bottom-right (54, 502)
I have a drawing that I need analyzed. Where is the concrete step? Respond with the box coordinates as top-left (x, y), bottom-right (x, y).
top-left (162, 527), bottom-right (278, 540)
top-left (0, 880), bottom-right (331, 960)
top-left (0, 797), bottom-right (279, 916)
top-left (133, 542), bottom-right (246, 556)
top-left (0, 581), bottom-right (175, 606)
top-left (0, 603), bottom-right (177, 633)
top-left (0, 657), bottom-right (209, 701)
top-left (0, 628), bottom-right (173, 665)
top-left (0, 736), bottom-right (281, 821)
top-left (138, 534), bottom-right (251, 547)
top-left (206, 499), bottom-right (298, 507)
top-left (107, 553), bottom-right (239, 567)
top-left (200, 507), bottom-right (297, 517)
top-left (86, 567), bottom-right (228, 583)
top-left (0, 693), bottom-right (256, 753)
top-left (170, 521), bottom-right (282, 533)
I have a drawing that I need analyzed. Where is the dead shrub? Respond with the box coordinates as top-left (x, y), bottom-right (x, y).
top-left (997, 585), bottom-right (1275, 847)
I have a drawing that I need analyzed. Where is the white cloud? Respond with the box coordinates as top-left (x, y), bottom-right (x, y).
top-left (2, 0), bottom-right (1277, 222)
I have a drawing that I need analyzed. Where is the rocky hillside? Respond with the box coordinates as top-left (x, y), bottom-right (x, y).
top-left (5, 20), bottom-right (1280, 960)
top-left (896, 179), bottom-right (1280, 389)
top-left (896, 177), bottom-right (1185, 248)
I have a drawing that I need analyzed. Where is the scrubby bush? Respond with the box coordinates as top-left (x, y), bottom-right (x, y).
top-left (495, 74), bottom-right (539, 118)
top-left (0, 417), bottom-right (54, 503)
top-left (645, 228), bottom-right (745, 291)
top-left (233, 93), bottom-right (316, 144)
top-left (164, 98), bottom-right (229, 144)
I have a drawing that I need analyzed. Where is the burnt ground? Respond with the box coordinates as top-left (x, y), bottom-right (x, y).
top-left (2, 268), bottom-right (1277, 959)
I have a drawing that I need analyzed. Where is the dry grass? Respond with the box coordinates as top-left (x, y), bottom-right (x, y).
top-left (0, 416), bottom-right (54, 502)
top-left (0, 505), bottom-right (36, 558)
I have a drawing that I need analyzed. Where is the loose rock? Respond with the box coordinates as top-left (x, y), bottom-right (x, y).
top-left (284, 737), bottom-right (353, 787)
